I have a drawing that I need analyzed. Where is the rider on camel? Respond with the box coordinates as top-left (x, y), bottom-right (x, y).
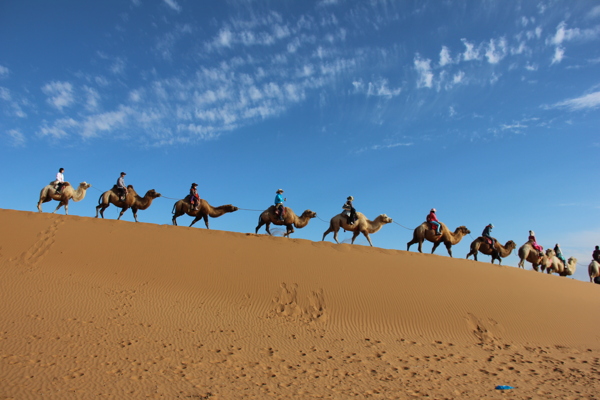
top-left (274, 189), bottom-right (286, 221)
top-left (189, 183), bottom-right (200, 211)
top-left (54, 168), bottom-right (65, 195)
top-left (427, 208), bottom-right (441, 235)
top-left (528, 230), bottom-right (544, 256)
top-left (343, 196), bottom-right (357, 225)
top-left (482, 223), bottom-right (495, 249)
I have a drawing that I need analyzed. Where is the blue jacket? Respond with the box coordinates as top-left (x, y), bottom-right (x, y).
top-left (482, 226), bottom-right (492, 237)
top-left (274, 194), bottom-right (284, 205)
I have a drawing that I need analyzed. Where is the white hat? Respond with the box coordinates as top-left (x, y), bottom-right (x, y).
top-left (431, 208), bottom-right (436, 212)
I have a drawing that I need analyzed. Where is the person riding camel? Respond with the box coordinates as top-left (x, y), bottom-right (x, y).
top-left (554, 243), bottom-right (567, 270)
top-left (593, 246), bottom-right (600, 263)
top-left (116, 172), bottom-right (127, 201)
top-left (528, 230), bottom-right (544, 256)
top-left (189, 183), bottom-right (200, 210)
top-left (342, 196), bottom-right (357, 225)
top-left (426, 208), bottom-right (441, 235)
top-left (274, 189), bottom-right (286, 221)
top-left (54, 168), bottom-right (65, 195)
top-left (482, 223), bottom-right (495, 249)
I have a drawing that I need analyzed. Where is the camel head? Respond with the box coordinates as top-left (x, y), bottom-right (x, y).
top-left (78, 182), bottom-right (92, 189)
top-left (376, 214), bottom-right (393, 224)
top-left (146, 189), bottom-right (161, 199)
top-left (505, 240), bottom-right (517, 250)
top-left (301, 210), bottom-right (317, 219)
top-left (455, 226), bottom-right (470, 235)
top-left (545, 248), bottom-right (555, 258)
top-left (565, 257), bottom-right (577, 275)
top-left (226, 205), bottom-right (239, 212)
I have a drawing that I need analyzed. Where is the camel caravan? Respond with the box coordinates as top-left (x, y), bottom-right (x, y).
top-left (36, 172), bottom-right (598, 281)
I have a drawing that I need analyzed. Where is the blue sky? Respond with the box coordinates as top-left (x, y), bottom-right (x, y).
top-left (1, 0), bottom-right (599, 281)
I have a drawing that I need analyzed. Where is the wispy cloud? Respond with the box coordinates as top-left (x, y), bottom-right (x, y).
top-left (548, 91), bottom-right (600, 111)
top-left (163, 0), bottom-right (181, 12)
top-left (356, 142), bottom-right (413, 153)
top-left (485, 38), bottom-right (507, 64)
top-left (0, 65), bottom-right (9, 79)
top-left (414, 55), bottom-right (433, 88)
top-left (439, 46), bottom-right (453, 66)
top-left (42, 81), bottom-right (74, 111)
top-left (6, 129), bottom-right (25, 146)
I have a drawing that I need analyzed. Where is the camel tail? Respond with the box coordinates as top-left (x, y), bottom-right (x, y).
top-left (172, 203), bottom-right (176, 214)
top-left (97, 192), bottom-right (104, 205)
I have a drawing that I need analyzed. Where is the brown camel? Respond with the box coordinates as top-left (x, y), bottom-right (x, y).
top-left (172, 198), bottom-right (238, 228)
top-left (37, 181), bottom-right (91, 215)
top-left (322, 212), bottom-right (392, 247)
top-left (466, 237), bottom-right (516, 265)
top-left (255, 206), bottom-right (317, 238)
top-left (588, 260), bottom-right (600, 283)
top-left (406, 222), bottom-right (470, 257)
top-left (517, 241), bottom-right (548, 271)
top-left (544, 249), bottom-right (577, 277)
top-left (95, 185), bottom-right (161, 222)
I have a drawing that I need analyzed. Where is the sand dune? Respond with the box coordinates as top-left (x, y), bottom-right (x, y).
top-left (0, 208), bottom-right (598, 399)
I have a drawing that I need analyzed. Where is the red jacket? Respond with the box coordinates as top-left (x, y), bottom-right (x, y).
top-left (427, 212), bottom-right (438, 222)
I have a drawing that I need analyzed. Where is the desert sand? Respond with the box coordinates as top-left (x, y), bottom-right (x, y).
top-left (0, 208), bottom-right (598, 399)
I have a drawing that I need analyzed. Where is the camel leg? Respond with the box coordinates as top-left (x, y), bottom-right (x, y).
top-left (431, 241), bottom-right (441, 254)
top-left (264, 222), bottom-right (272, 236)
top-left (322, 226), bottom-right (334, 242)
top-left (406, 239), bottom-right (417, 252)
top-left (118, 207), bottom-right (128, 221)
top-left (255, 218), bottom-right (266, 234)
top-left (203, 215), bottom-right (210, 229)
top-left (444, 243), bottom-right (453, 257)
top-left (362, 231), bottom-right (373, 247)
top-left (37, 201), bottom-right (43, 213)
top-left (132, 208), bottom-right (139, 223)
top-left (350, 230), bottom-right (361, 245)
top-left (96, 205), bottom-right (108, 219)
top-left (53, 202), bottom-right (64, 214)
top-left (466, 250), bottom-right (477, 261)
top-left (284, 224), bottom-right (294, 238)
top-left (332, 229), bottom-right (340, 244)
top-left (190, 216), bottom-right (202, 227)
top-left (172, 215), bottom-right (178, 226)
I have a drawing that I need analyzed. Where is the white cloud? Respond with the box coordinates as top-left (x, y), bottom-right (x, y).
top-left (525, 63), bottom-right (538, 71)
top-left (551, 46), bottom-right (565, 64)
top-left (0, 86), bottom-right (10, 101)
top-left (84, 86), bottom-right (100, 111)
top-left (42, 81), bottom-right (74, 111)
top-left (81, 107), bottom-right (131, 138)
top-left (485, 38), bottom-right (507, 64)
top-left (163, 0), bottom-right (181, 12)
top-left (366, 79), bottom-right (401, 97)
top-left (6, 129), bottom-right (25, 146)
top-left (452, 71), bottom-right (465, 84)
top-left (439, 46), bottom-right (452, 66)
top-left (414, 55), bottom-right (433, 88)
top-left (39, 118), bottom-right (78, 138)
top-left (588, 5), bottom-right (600, 19)
top-left (549, 91), bottom-right (600, 111)
top-left (461, 39), bottom-right (480, 61)
top-left (548, 21), bottom-right (600, 45)
top-left (0, 65), bottom-right (9, 78)
top-left (356, 142), bottom-right (413, 153)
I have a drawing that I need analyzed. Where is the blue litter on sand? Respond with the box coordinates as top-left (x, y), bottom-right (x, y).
top-left (495, 385), bottom-right (515, 390)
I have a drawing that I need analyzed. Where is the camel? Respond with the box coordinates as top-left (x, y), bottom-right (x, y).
top-left (588, 260), bottom-right (600, 283)
top-left (37, 181), bottom-right (91, 215)
top-left (406, 222), bottom-right (470, 257)
top-left (255, 206), bottom-right (317, 238)
top-left (322, 212), bottom-right (392, 247)
top-left (517, 241), bottom-right (548, 272)
top-left (466, 237), bottom-right (516, 265)
top-left (172, 198), bottom-right (238, 228)
top-left (95, 185), bottom-right (161, 222)
top-left (544, 249), bottom-right (577, 277)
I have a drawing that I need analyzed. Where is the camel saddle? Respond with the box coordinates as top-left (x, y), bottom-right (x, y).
top-left (483, 236), bottom-right (494, 246)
